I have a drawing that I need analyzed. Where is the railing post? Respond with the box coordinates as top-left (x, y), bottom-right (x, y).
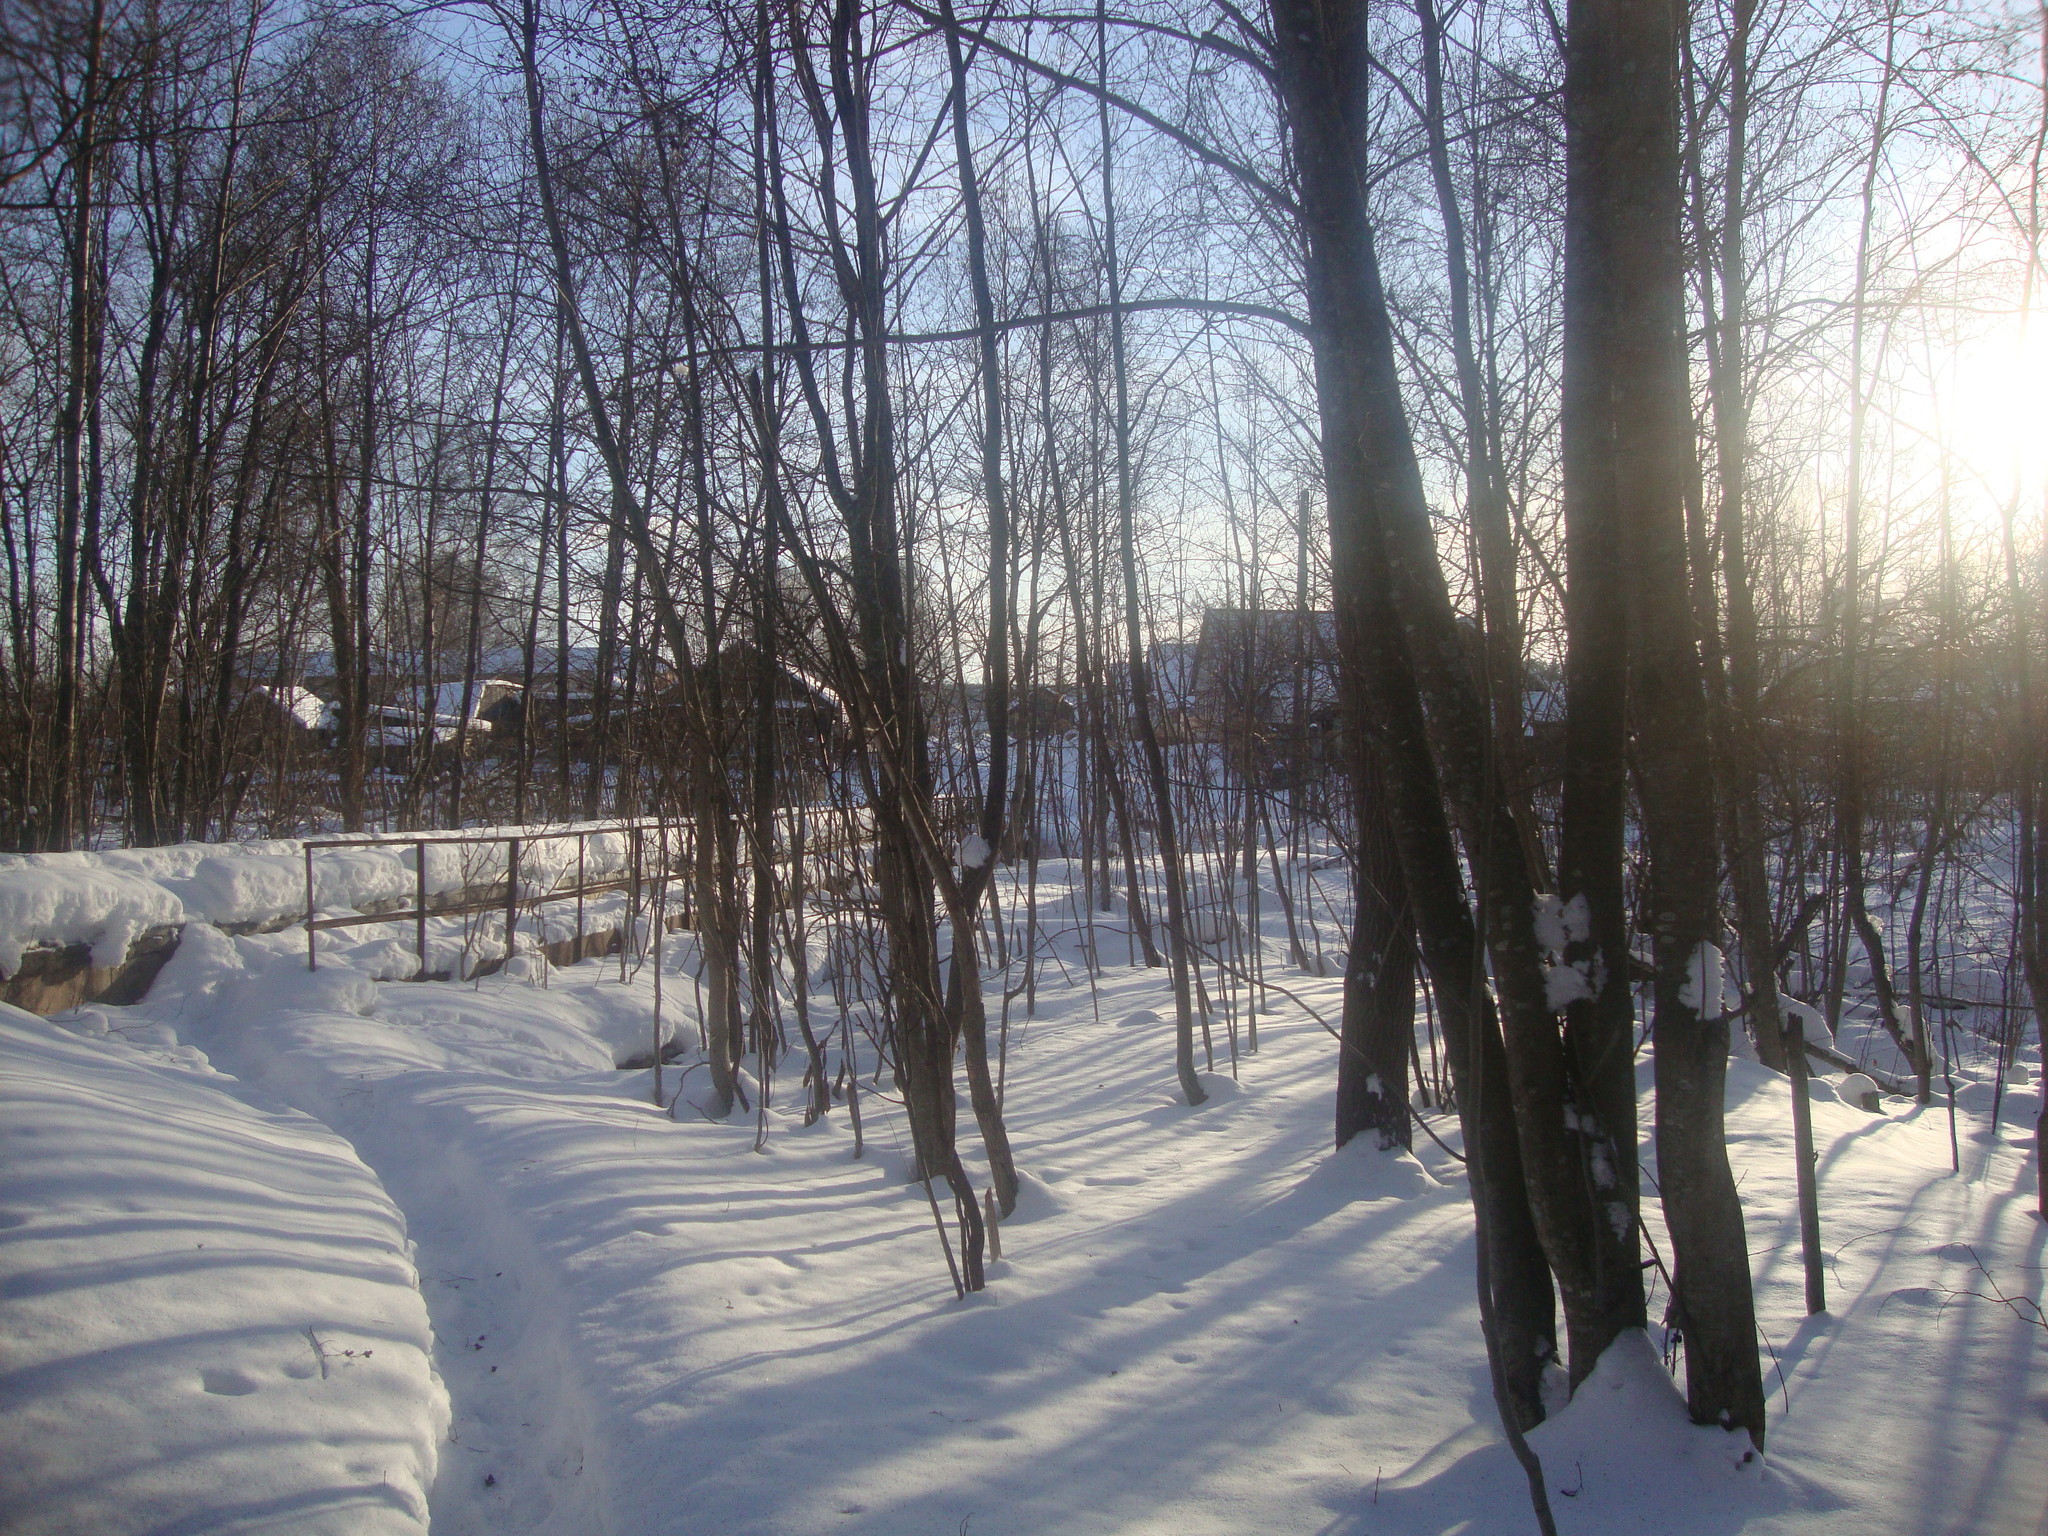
top-left (623, 824), bottom-right (641, 982)
top-left (415, 839), bottom-right (428, 979)
top-left (504, 836), bottom-right (520, 977)
top-left (1784, 1006), bottom-right (1827, 1315)
top-left (576, 831), bottom-right (587, 961)
top-left (305, 844), bottom-right (317, 972)
top-left (651, 822), bottom-right (667, 1108)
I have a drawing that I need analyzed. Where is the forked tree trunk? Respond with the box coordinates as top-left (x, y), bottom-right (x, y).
top-left (765, 0), bottom-right (988, 1286)
top-left (1265, 0), bottom-right (1560, 1430)
top-left (941, 0), bottom-right (1021, 1212)
top-left (1267, 0), bottom-right (1618, 1397)
top-left (518, 0), bottom-right (745, 1113)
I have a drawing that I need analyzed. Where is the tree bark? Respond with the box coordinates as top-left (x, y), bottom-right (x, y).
top-left (1266, 0), bottom-right (1562, 1426)
top-left (1571, 0), bottom-right (1766, 1443)
top-left (1335, 737), bottom-right (1415, 1152)
top-left (1267, 0), bottom-right (1616, 1393)
top-left (1098, 0), bottom-right (1203, 1106)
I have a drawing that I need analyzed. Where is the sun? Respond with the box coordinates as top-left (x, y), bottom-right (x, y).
top-left (1943, 310), bottom-right (2048, 512)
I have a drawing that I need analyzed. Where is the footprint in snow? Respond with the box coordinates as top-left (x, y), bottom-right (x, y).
top-left (201, 1367), bottom-right (261, 1396)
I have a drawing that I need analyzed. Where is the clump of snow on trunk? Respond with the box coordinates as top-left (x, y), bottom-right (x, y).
top-left (1679, 941), bottom-right (1726, 1016)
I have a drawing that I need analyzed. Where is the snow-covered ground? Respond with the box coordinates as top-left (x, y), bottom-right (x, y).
top-left (3, 854), bottom-right (2045, 1535)
top-left (0, 1005), bottom-right (444, 1534)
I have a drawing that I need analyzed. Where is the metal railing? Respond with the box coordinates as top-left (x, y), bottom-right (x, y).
top-left (301, 795), bottom-right (978, 980)
top-left (304, 821), bottom-right (680, 977)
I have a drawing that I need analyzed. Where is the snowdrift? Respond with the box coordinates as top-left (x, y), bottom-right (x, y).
top-left (0, 1003), bottom-right (445, 1536)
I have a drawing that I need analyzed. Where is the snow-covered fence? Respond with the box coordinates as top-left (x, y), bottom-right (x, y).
top-left (2, 798), bottom-right (974, 1012)
top-left (0, 820), bottom-right (680, 1013)
top-left (303, 821), bottom-right (681, 979)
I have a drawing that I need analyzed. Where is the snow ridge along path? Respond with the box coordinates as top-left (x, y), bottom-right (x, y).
top-left (4, 868), bottom-right (2047, 1535)
top-left (0, 1001), bottom-right (445, 1536)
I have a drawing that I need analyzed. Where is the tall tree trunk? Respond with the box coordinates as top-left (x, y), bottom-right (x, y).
top-left (1413, 0), bottom-right (1534, 853)
top-left (517, 0), bottom-right (744, 1109)
top-left (2019, 0), bottom-right (2048, 1220)
top-left (1266, 0), bottom-right (1562, 1432)
top-left (1690, 0), bottom-right (1786, 1074)
top-left (48, 0), bottom-right (108, 851)
top-left (1098, 0), bottom-right (1203, 1106)
top-left (1268, 0), bottom-right (1615, 1395)
top-left (766, 0), bottom-right (986, 1286)
top-left (1833, 4), bottom-right (1929, 1092)
top-left (941, 0), bottom-right (1020, 1211)
top-left (1572, 0), bottom-right (1766, 1442)
top-left (451, 279), bottom-right (519, 827)
top-left (1560, 0), bottom-right (1662, 1368)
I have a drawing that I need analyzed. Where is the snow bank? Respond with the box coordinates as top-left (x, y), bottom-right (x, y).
top-left (169, 922), bottom-right (680, 1075)
top-left (1524, 1329), bottom-right (1763, 1517)
top-left (1300, 1134), bottom-right (1441, 1201)
top-left (176, 850), bottom-right (321, 926)
top-left (0, 865), bottom-right (183, 974)
top-left (0, 1004), bottom-right (445, 1535)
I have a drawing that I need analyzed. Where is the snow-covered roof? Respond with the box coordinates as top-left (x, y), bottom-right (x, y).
top-left (402, 681), bottom-right (521, 722)
top-left (252, 685), bottom-right (331, 731)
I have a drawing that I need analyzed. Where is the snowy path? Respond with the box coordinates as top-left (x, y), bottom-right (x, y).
top-left (5, 900), bottom-right (2047, 1535)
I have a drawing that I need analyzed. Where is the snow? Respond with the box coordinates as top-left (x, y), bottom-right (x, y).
top-left (1781, 994), bottom-right (1830, 1037)
top-left (1836, 1071), bottom-right (1882, 1107)
top-left (254, 682), bottom-right (332, 730)
top-left (1535, 893), bottom-right (1598, 1009)
top-left (1522, 1330), bottom-right (1764, 1514)
top-left (1680, 941), bottom-right (1727, 1015)
top-left (1547, 958), bottom-right (1595, 1009)
top-left (0, 1002), bottom-right (444, 1535)
top-left (178, 849), bottom-right (320, 927)
top-left (1532, 891), bottom-right (1590, 953)
top-left (3, 845), bottom-right (2046, 1535)
top-left (412, 681), bottom-right (520, 721)
top-left (0, 822), bottom-right (662, 969)
top-left (0, 864), bottom-right (183, 973)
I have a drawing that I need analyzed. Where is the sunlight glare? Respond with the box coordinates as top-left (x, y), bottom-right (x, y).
top-left (1945, 312), bottom-right (2048, 508)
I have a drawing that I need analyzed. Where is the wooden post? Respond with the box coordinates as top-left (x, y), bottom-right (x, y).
top-left (576, 830), bottom-right (587, 960)
top-left (623, 825), bottom-right (640, 982)
top-left (505, 837), bottom-right (520, 976)
top-left (305, 844), bottom-right (317, 971)
top-left (652, 823), bottom-right (667, 1107)
top-left (1783, 1005), bottom-right (1827, 1314)
top-left (415, 839), bottom-right (428, 979)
